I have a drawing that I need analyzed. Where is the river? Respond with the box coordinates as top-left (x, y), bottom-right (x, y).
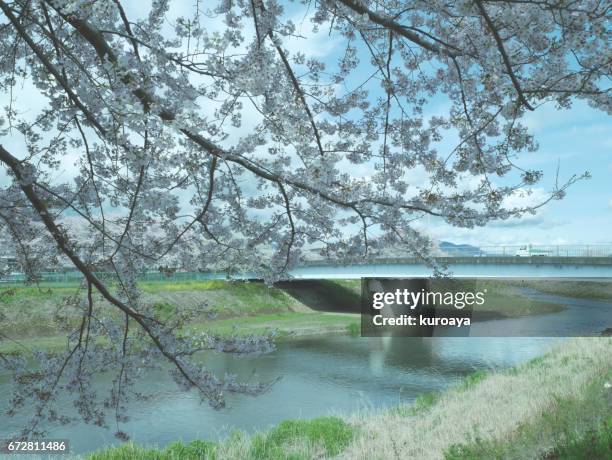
top-left (0, 290), bottom-right (609, 455)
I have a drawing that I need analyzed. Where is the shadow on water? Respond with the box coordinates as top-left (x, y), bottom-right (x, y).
top-left (274, 280), bottom-right (361, 313)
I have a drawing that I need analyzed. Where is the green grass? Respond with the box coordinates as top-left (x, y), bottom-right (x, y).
top-left (517, 280), bottom-right (612, 301)
top-left (477, 291), bottom-right (563, 317)
top-left (0, 283), bottom-right (81, 299)
top-left (443, 365), bottom-right (612, 459)
top-left (345, 322), bottom-right (360, 336)
top-left (0, 284), bottom-right (82, 337)
top-left (152, 301), bottom-right (175, 318)
top-left (144, 280), bottom-right (296, 317)
top-left (548, 416), bottom-right (612, 459)
top-left (456, 370), bottom-right (488, 391)
top-left (0, 280), bottom-right (303, 343)
top-left (393, 370), bottom-right (487, 418)
top-left (0, 312), bottom-right (358, 353)
top-left (142, 280), bottom-right (296, 316)
top-left (430, 279), bottom-right (567, 318)
top-left (88, 417), bottom-right (354, 460)
top-left (193, 312), bottom-right (356, 339)
top-left (88, 440), bottom-right (216, 460)
top-left (139, 279), bottom-right (230, 292)
top-left (411, 391), bottom-right (440, 413)
top-left (0, 335), bottom-right (69, 353)
top-left (249, 416), bottom-right (354, 459)
top-left (327, 279), bottom-right (361, 294)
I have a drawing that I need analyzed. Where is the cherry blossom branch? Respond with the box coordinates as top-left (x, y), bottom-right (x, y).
top-left (336, 0), bottom-right (461, 58)
top-left (474, 0), bottom-right (535, 110)
top-left (0, 144), bottom-right (246, 404)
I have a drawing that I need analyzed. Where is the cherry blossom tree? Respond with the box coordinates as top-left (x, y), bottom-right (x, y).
top-left (0, 0), bottom-right (609, 438)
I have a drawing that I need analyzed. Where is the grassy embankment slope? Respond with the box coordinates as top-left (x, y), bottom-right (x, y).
top-left (429, 279), bottom-right (567, 318)
top-left (86, 337), bottom-right (611, 459)
top-left (0, 278), bottom-right (591, 353)
top-left (519, 279), bottom-right (612, 300)
top-left (0, 279), bottom-right (362, 353)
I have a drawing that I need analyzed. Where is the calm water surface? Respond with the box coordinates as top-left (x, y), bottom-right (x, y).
top-left (1, 290), bottom-right (609, 455)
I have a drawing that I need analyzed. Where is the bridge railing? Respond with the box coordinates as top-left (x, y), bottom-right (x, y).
top-left (0, 270), bottom-right (226, 285)
top-left (1, 244), bottom-right (611, 284)
top-left (434, 244), bottom-right (612, 258)
top-left (301, 244), bottom-right (612, 262)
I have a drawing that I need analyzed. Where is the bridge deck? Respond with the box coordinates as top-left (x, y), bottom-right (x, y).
top-left (1, 256), bottom-right (611, 283)
top-left (292, 256), bottom-right (612, 279)
top-left (301, 256), bottom-right (612, 266)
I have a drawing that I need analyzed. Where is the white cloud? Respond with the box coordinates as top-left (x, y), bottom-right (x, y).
top-left (523, 99), bottom-right (598, 133)
top-left (502, 187), bottom-right (549, 209)
top-left (284, 11), bottom-right (342, 59)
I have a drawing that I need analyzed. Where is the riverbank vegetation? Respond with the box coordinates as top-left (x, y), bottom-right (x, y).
top-left (86, 416), bottom-right (354, 460)
top-left (517, 279), bottom-right (612, 301)
top-left (0, 280), bottom-right (360, 353)
top-left (431, 279), bottom-right (566, 318)
top-left (85, 338), bottom-right (611, 459)
top-left (0, 279), bottom-right (360, 353)
top-left (1, 279), bottom-right (606, 353)
top-left (2, 279), bottom-right (609, 457)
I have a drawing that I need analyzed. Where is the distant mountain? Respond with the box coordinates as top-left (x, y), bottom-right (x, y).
top-left (438, 241), bottom-right (482, 256)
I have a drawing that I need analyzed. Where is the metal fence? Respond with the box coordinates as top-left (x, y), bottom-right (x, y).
top-left (1, 244), bottom-right (611, 284)
top-left (434, 244), bottom-right (612, 258)
top-left (0, 270), bottom-right (227, 285)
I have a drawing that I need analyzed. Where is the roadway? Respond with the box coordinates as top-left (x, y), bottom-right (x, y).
top-left (290, 256), bottom-right (612, 279)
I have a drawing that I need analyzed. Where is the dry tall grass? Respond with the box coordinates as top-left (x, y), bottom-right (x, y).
top-left (340, 337), bottom-right (611, 460)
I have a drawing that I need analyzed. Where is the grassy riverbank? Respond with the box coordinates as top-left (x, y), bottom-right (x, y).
top-left (85, 337), bottom-right (611, 459)
top-left (2, 280), bottom-right (609, 458)
top-left (518, 279), bottom-right (612, 301)
top-left (0, 278), bottom-right (603, 353)
top-left (0, 279), bottom-right (361, 353)
top-left (431, 279), bottom-right (566, 318)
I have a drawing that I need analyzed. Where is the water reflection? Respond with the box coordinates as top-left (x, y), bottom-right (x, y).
top-left (1, 335), bottom-right (560, 454)
top-left (1, 288), bottom-right (608, 454)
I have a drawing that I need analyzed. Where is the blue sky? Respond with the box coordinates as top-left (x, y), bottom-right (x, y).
top-left (0, 1), bottom-right (610, 249)
top-left (279, 4), bottom-right (612, 247)
top-left (418, 100), bottom-right (611, 246)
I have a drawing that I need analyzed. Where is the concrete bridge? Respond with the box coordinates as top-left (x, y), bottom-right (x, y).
top-left (2, 250), bottom-right (612, 284)
top-left (290, 256), bottom-right (612, 279)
